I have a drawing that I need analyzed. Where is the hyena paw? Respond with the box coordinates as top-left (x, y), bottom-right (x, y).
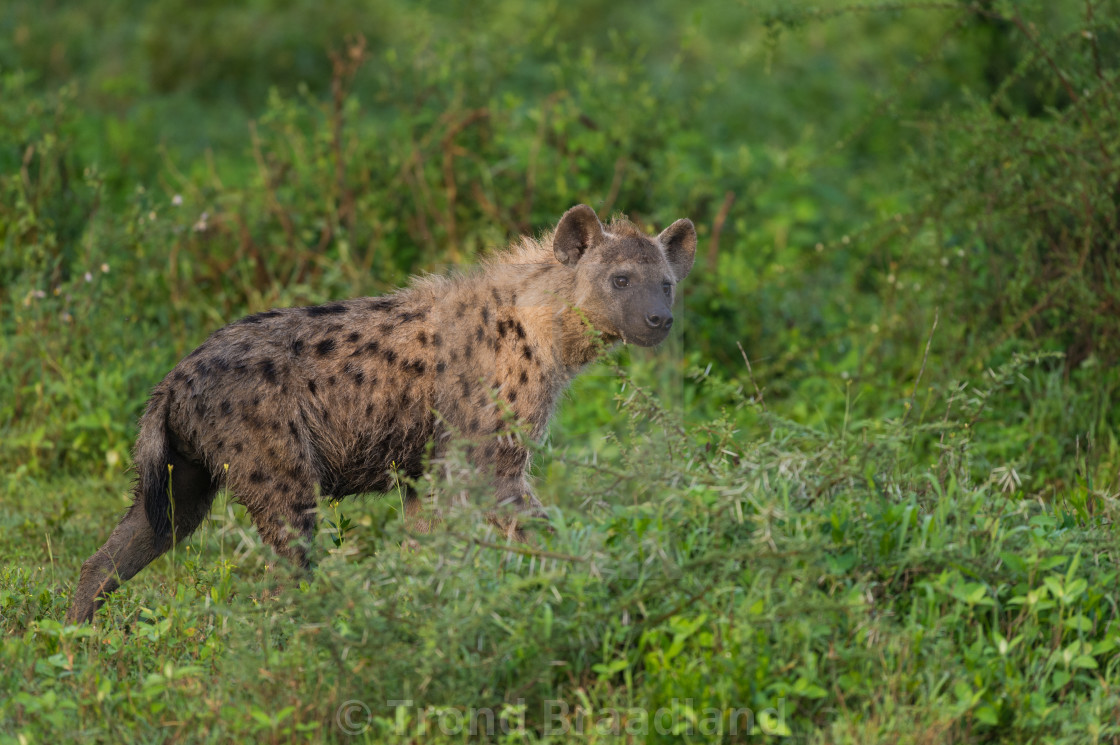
top-left (497, 492), bottom-right (548, 519)
top-left (494, 492), bottom-right (552, 535)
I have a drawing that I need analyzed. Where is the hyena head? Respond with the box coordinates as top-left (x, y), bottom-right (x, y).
top-left (554, 204), bottom-right (697, 347)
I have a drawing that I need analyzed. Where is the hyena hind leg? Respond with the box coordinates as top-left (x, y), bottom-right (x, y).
top-left (65, 450), bottom-right (217, 624)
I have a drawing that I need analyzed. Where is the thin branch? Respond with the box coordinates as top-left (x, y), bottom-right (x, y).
top-left (903, 308), bottom-right (939, 424)
top-left (737, 341), bottom-right (767, 412)
top-left (466, 536), bottom-right (587, 563)
top-left (707, 191), bottom-right (735, 273)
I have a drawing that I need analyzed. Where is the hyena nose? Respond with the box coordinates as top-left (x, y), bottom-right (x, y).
top-left (646, 313), bottom-right (672, 329)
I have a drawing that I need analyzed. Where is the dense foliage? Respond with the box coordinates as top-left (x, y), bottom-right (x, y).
top-left (2, 1), bottom-right (1118, 742)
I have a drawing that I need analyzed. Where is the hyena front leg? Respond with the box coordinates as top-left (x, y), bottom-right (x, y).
top-left (486, 439), bottom-right (548, 538)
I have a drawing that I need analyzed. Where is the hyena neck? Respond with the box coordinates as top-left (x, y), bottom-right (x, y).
top-left (558, 305), bottom-right (618, 370)
top-left (489, 262), bottom-right (616, 373)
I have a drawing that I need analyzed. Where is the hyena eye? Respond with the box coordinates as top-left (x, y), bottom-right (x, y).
top-left (612, 276), bottom-right (630, 289)
top-left (662, 281), bottom-right (672, 297)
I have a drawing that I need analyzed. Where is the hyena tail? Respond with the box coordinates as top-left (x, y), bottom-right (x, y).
top-left (135, 388), bottom-right (174, 538)
top-left (66, 387), bottom-right (218, 623)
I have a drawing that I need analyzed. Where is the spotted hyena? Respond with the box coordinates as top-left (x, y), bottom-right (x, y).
top-left (66, 204), bottom-right (697, 623)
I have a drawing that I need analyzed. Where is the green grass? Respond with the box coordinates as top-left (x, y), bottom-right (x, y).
top-left (3, 0), bottom-right (1120, 742)
top-left (3, 365), bottom-right (1119, 742)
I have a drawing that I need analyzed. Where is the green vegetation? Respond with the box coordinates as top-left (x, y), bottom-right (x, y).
top-left (2, 0), bottom-right (1119, 742)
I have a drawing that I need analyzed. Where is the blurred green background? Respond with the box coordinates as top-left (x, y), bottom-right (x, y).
top-left (3, 0), bottom-right (1117, 486)
top-left (2, 1), bottom-right (1120, 742)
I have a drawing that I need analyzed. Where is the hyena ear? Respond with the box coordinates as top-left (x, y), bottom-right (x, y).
top-left (658, 218), bottom-right (698, 281)
top-left (553, 204), bottom-right (606, 266)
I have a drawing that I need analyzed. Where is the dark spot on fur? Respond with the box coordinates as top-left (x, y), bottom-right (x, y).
top-left (436, 361), bottom-right (446, 374)
top-left (521, 346), bottom-right (533, 362)
top-left (259, 359), bottom-right (279, 385)
top-left (431, 333), bottom-right (442, 347)
top-left (249, 470), bottom-right (267, 484)
top-left (402, 359), bottom-right (425, 376)
top-left (365, 403), bottom-right (374, 416)
top-left (239, 341), bottom-right (252, 353)
top-left (316, 338), bottom-right (337, 356)
top-left (308, 379), bottom-right (318, 395)
top-left (398, 310), bottom-right (427, 323)
top-left (491, 288), bottom-right (502, 304)
top-left (352, 369), bottom-right (365, 385)
top-left (464, 343), bottom-right (473, 359)
top-left (328, 375), bottom-right (337, 387)
top-left (347, 331), bottom-right (362, 344)
top-left (367, 296), bottom-right (400, 312)
top-left (469, 418), bottom-right (479, 433)
top-left (351, 339), bottom-right (380, 357)
top-left (455, 301), bottom-right (467, 314)
top-left (234, 442), bottom-right (244, 453)
top-left (514, 321), bottom-right (525, 339)
top-left (481, 306), bottom-right (490, 324)
top-left (519, 370), bottom-right (528, 384)
top-left (383, 348), bottom-right (398, 365)
top-left (252, 395), bottom-right (261, 407)
top-left (497, 320), bottom-right (509, 338)
top-left (288, 420), bottom-right (299, 439)
top-left (507, 389), bottom-right (518, 403)
top-left (238, 309), bottom-right (282, 324)
top-left (216, 439), bottom-right (224, 451)
top-left (417, 331), bottom-right (427, 346)
top-left (221, 400), bottom-right (233, 415)
top-left (213, 356), bottom-right (231, 372)
top-left (304, 303), bottom-right (347, 317)
top-left (475, 326), bottom-right (484, 343)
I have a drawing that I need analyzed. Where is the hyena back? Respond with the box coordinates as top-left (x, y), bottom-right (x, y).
top-left (66, 204), bottom-right (697, 623)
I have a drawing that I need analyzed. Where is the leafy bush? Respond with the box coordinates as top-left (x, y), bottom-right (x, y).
top-left (899, 2), bottom-right (1120, 368)
top-left (3, 363), bottom-right (1119, 742)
